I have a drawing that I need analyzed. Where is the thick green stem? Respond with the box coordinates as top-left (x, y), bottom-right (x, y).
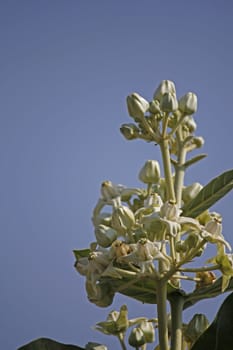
top-left (156, 280), bottom-right (169, 350)
top-left (160, 139), bottom-right (176, 202)
top-left (174, 128), bottom-right (187, 208)
top-left (169, 294), bottom-right (185, 350)
top-left (117, 334), bottom-right (127, 350)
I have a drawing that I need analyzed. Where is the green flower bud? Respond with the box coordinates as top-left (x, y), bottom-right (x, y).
top-left (138, 160), bottom-right (161, 184)
top-left (183, 116), bottom-right (197, 133)
top-left (184, 314), bottom-right (209, 344)
top-left (149, 100), bottom-right (161, 114)
top-left (182, 182), bottom-right (203, 203)
top-left (128, 327), bottom-right (146, 347)
top-left (120, 123), bottom-right (139, 140)
top-left (126, 93), bottom-right (149, 120)
top-left (175, 240), bottom-right (187, 253)
top-left (192, 136), bottom-right (205, 148)
top-left (153, 80), bottom-right (176, 101)
top-left (139, 321), bottom-right (155, 343)
top-left (179, 92), bottom-right (198, 115)
top-left (160, 92), bottom-right (178, 112)
top-left (95, 225), bottom-right (118, 247)
top-left (111, 205), bottom-right (135, 234)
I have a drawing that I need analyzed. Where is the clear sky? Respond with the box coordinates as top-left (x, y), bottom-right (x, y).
top-left (1, 1), bottom-right (233, 349)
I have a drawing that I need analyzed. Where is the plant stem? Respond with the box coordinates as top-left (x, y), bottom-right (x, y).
top-left (160, 138), bottom-right (176, 202)
top-left (117, 334), bottom-right (127, 350)
top-left (174, 128), bottom-right (187, 208)
top-left (156, 280), bottom-right (169, 350)
top-left (169, 293), bottom-right (185, 350)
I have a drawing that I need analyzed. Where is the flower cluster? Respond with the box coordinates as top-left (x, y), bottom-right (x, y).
top-left (74, 80), bottom-right (233, 311)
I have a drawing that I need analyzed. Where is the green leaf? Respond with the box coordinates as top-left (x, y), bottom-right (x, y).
top-left (17, 337), bottom-right (85, 350)
top-left (73, 249), bottom-right (90, 260)
top-left (183, 276), bottom-right (233, 311)
top-left (190, 292), bottom-right (233, 350)
top-left (182, 169), bottom-right (233, 218)
top-left (183, 153), bottom-right (207, 168)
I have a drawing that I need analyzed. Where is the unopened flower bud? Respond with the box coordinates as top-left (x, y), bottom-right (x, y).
top-left (126, 93), bottom-right (149, 120)
top-left (95, 225), bottom-right (118, 248)
top-left (175, 240), bottom-right (187, 253)
top-left (139, 321), bottom-right (155, 343)
top-left (192, 136), bottom-right (205, 148)
top-left (138, 160), bottom-right (161, 184)
top-left (120, 123), bottom-right (139, 140)
top-left (153, 80), bottom-right (176, 101)
top-left (111, 205), bottom-right (135, 234)
top-left (184, 314), bottom-right (209, 344)
top-left (128, 327), bottom-right (146, 347)
top-left (179, 92), bottom-right (198, 115)
top-left (160, 92), bottom-right (178, 113)
top-left (182, 182), bottom-right (203, 203)
top-left (149, 100), bottom-right (161, 114)
top-left (183, 116), bottom-right (197, 133)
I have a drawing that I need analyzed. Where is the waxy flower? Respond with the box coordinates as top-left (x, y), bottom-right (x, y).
top-left (126, 93), bottom-right (149, 120)
top-left (153, 80), bottom-right (176, 101)
top-left (201, 217), bottom-right (231, 251)
top-left (179, 92), bottom-right (198, 115)
top-left (111, 205), bottom-right (135, 235)
top-left (138, 160), bottom-right (161, 184)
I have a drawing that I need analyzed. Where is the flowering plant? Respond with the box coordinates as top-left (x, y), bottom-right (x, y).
top-left (74, 80), bottom-right (233, 350)
top-left (19, 80), bottom-right (233, 350)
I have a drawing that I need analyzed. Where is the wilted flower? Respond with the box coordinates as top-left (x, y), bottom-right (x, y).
top-left (138, 160), bottom-right (161, 184)
top-left (179, 92), bottom-right (198, 115)
top-left (126, 93), bottom-right (149, 120)
top-left (195, 271), bottom-right (216, 289)
top-left (110, 240), bottom-right (132, 261)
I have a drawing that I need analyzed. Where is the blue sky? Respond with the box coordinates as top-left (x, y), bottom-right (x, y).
top-left (1, 1), bottom-right (233, 349)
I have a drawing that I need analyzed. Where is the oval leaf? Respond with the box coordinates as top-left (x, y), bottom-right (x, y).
top-left (182, 169), bottom-right (233, 218)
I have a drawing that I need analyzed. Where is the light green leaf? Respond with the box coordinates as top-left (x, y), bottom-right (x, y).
top-left (183, 153), bottom-right (207, 168)
top-left (182, 169), bottom-right (233, 218)
top-left (73, 249), bottom-right (90, 260)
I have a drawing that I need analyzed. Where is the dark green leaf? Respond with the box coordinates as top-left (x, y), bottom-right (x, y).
top-left (182, 169), bottom-right (233, 218)
top-left (73, 249), bottom-right (90, 260)
top-left (183, 276), bottom-right (233, 310)
top-left (17, 338), bottom-right (85, 350)
top-left (191, 292), bottom-right (233, 350)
